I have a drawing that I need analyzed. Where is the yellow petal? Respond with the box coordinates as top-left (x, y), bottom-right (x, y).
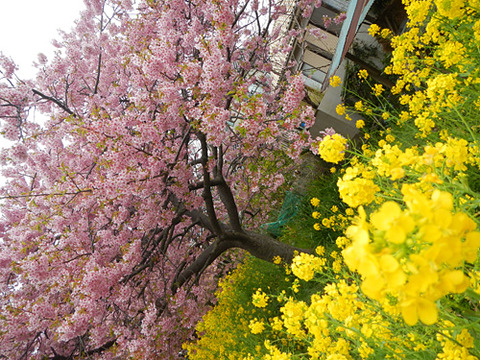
top-left (439, 270), bottom-right (469, 294)
top-left (361, 275), bottom-right (385, 300)
top-left (417, 298), bottom-right (438, 325)
top-left (401, 300), bottom-right (418, 326)
top-left (379, 254), bottom-right (399, 272)
top-left (370, 201), bottom-right (401, 231)
top-left (464, 231), bottom-right (480, 263)
top-left (431, 190), bottom-right (453, 211)
top-left (358, 253), bottom-right (380, 277)
top-left (386, 226), bottom-right (406, 244)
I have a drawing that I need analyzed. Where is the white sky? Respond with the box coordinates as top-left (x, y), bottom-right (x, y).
top-left (0, 0), bottom-right (86, 79)
top-left (0, 0), bottom-right (86, 156)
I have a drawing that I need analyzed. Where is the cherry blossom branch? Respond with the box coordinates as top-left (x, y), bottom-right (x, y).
top-left (32, 89), bottom-right (76, 116)
top-left (197, 133), bottom-right (223, 235)
top-left (215, 146), bottom-right (243, 232)
top-left (171, 237), bottom-right (236, 293)
top-left (0, 189), bottom-right (92, 200)
top-left (93, 53), bottom-right (102, 95)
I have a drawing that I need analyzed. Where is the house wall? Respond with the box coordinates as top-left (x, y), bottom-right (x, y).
top-left (310, 63), bottom-right (360, 140)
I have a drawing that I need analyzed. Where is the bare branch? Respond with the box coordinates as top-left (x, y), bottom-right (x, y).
top-left (0, 189), bottom-right (92, 200)
top-left (197, 132), bottom-right (223, 235)
top-left (215, 146), bottom-right (243, 232)
top-left (93, 53), bottom-right (102, 95)
top-left (32, 89), bottom-right (76, 116)
top-left (171, 238), bottom-right (235, 293)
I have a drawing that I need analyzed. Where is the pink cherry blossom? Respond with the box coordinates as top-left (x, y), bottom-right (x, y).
top-left (0, 1), bottom-right (315, 358)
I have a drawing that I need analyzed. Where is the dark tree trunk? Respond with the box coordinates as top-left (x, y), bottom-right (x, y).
top-left (238, 230), bottom-right (310, 263)
top-left (171, 229), bottom-right (311, 293)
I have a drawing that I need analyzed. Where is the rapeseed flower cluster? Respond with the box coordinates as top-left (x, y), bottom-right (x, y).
top-left (318, 133), bottom-right (348, 164)
top-left (252, 289), bottom-right (270, 308)
top-left (343, 188), bottom-right (480, 325)
top-left (336, 163), bottom-right (379, 208)
top-left (290, 252), bottom-right (326, 281)
top-left (249, 319), bottom-right (265, 334)
top-left (382, 0), bottom-right (480, 139)
top-left (240, 254), bottom-right (413, 360)
top-left (312, 207), bottom-right (349, 232)
top-left (329, 75), bottom-right (342, 88)
top-left (435, 323), bottom-right (477, 360)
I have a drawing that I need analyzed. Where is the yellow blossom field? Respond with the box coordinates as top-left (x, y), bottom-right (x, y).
top-left (184, 0), bottom-right (480, 359)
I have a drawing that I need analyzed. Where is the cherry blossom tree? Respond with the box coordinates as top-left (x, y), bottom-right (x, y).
top-left (0, 0), bottom-right (318, 358)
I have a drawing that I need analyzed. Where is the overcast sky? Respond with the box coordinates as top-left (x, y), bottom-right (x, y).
top-left (0, 1), bottom-right (85, 154)
top-left (0, 0), bottom-right (85, 78)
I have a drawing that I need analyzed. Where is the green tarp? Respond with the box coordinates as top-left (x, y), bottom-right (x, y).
top-left (262, 191), bottom-right (302, 237)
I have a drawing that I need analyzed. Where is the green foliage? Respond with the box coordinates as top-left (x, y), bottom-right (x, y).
top-left (243, 148), bottom-right (298, 226)
top-left (279, 172), bottom-right (347, 251)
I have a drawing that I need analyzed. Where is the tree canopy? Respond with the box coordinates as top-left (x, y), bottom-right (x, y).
top-left (0, 0), bottom-right (319, 358)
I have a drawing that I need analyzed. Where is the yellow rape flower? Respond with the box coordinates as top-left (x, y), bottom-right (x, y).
top-left (370, 201), bottom-right (414, 244)
top-left (281, 300), bottom-right (307, 338)
top-left (436, 41), bottom-right (466, 68)
top-left (329, 75), bottom-right (342, 87)
top-left (398, 111), bottom-right (410, 123)
top-left (273, 256), bottom-right (282, 264)
top-left (315, 245), bottom-right (325, 256)
top-left (263, 342), bottom-right (292, 360)
top-left (356, 119), bottom-right (365, 129)
top-left (337, 176), bottom-right (379, 208)
top-left (311, 197), bottom-right (320, 207)
top-left (322, 218), bottom-right (332, 227)
top-left (248, 318), bottom-right (265, 334)
top-left (426, 73), bottom-right (458, 103)
top-left (336, 236), bottom-right (350, 248)
top-left (252, 289), bottom-right (269, 308)
top-left (358, 341), bottom-right (374, 359)
top-left (318, 134), bottom-right (348, 164)
top-left (368, 24), bottom-right (380, 37)
top-left (434, 0), bottom-right (465, 19)
top-left (342, 185), bottom-right (480, 328)
top-left (436, 338), bottom-right (478, 360)
top-left (406, 0), bottom-right (432, 25)
top-left (380, 28), bottom-right (391, 38)
top-left (385, 134), bottom-right (395, 143)
top-left (464, 232), bottom-right (480, 263)
top-left (474, 19), bottom-right (480, 42)
top-left (414, 113), bottom-right (436, 137)
top-left (358, 69), bottom-right (368, 79)
top-left (291, 253), bottom-right (326, 281)
top-left (336, 103), bottom-right (346, 116)
top-left (456, 329), bottom-right (475, 349)
top-left (270, 317), bottom-right (283, 331)
top-left (400, 297), bottom-right (438, 326)
top-left (444, 137), bottom-right (469, 171)
top-left (332, 259), bottom-right (342, 273)
top-left (372, 84), bottom-right (384, 96)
